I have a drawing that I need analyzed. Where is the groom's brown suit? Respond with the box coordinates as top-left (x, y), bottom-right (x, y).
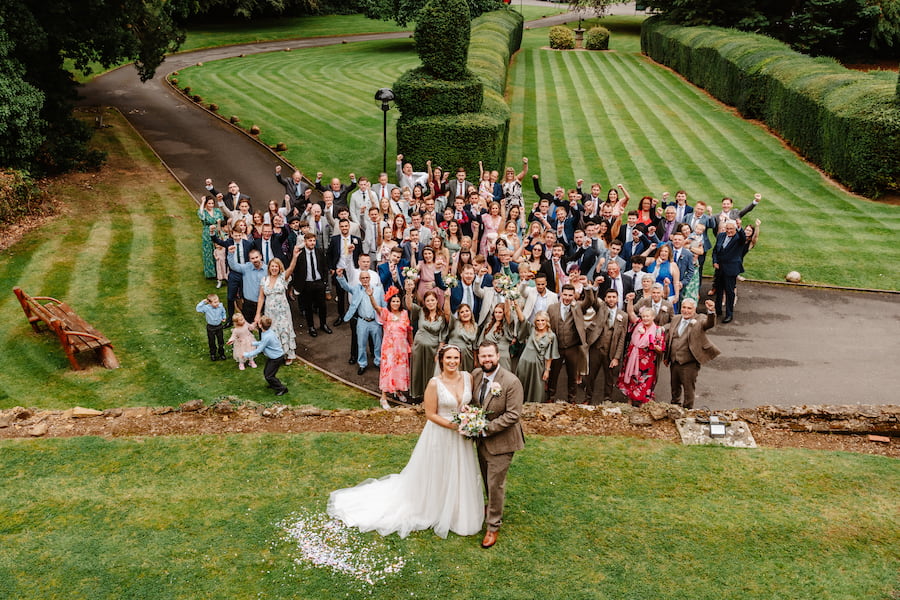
top-left (471, 366), bottom-right (525, 533)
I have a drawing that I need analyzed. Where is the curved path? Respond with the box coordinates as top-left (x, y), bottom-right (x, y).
top-left (77, 19), bottom-right (900, 410)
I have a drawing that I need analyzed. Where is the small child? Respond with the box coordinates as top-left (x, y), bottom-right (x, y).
top-left (196, 294), bottom-right (226, 361)
top-left (226, 313), bottom-right (257, 370)
top-left (244, 316), bottom-right (288, 395)
top-left (213, 223), bottom-right (230, 288)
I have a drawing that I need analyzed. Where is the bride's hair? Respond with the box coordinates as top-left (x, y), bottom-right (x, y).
top-left (437, 345), bottom-right (461, 372)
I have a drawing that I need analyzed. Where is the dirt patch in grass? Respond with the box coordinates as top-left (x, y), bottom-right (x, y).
top-left (1, 402), bottom-right (896, 458)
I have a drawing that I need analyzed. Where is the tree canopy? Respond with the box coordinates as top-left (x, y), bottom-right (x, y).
top-left (0, 0), bottom-right (191, 174)
top-left (358, 0), bottom-right (502, 28)
top-left (646, 0), bottom-right (900, 58)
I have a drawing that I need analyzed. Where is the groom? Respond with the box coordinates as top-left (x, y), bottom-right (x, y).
top-left (471, 341), bottom-right (525, 549)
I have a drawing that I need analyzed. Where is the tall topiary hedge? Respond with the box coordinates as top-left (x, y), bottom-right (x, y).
top-left (641, 17), bottom-right (900, 197)
top-left (414, 0), bottom-right (471, 80)
top-left (396, 9), bottom-right (524, 174)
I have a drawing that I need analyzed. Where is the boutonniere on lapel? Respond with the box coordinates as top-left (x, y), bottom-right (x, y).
top-left (489, 382), bottom-right (502, 398)
top-left (661, 305), bottom-right (668, 312)
top-left (689, 319), bottom-right (696, 325)
top-left (616, 313), bottom-right (624, 321)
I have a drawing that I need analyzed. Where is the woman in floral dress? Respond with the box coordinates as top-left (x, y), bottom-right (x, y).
top-left (197, 195), bottom-right (224, 279)
top-left (255, 246), bottom-right (300, 364)
top-left (377, 287), bottom-right (413, 408)
top-left (617, 302), bottom-right (666, 405)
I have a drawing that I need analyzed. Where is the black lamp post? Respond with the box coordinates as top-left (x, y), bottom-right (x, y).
top-left (374, 88), bottom-right (395, 174)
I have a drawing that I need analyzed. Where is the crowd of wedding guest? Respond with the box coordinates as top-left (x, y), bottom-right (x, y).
top-left (194, 154), bottom-right (762, 406)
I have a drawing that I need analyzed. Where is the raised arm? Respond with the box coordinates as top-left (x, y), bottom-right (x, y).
top-left (517, 157), bottom-right (529, 182)
top-left (283, 245), bottom-right (301, 280)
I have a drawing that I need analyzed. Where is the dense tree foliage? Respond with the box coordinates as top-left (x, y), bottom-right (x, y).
top-left (645, 0), bottom-right (900, 58)
top-left (415, 0), bottom-right (471, 79)
top-left (0, 0), bottom-right (191, 173)
top-left (358, 0), bottom-right (502, 27)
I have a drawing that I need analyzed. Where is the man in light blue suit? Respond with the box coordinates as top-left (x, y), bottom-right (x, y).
top-left (336, 269), bottom-right (385, 375)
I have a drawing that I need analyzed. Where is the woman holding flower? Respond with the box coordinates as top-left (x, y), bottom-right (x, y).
top-left (513, 305), bottom-right (559, 404)
top-left (406, 286), bottom-right (450, 400)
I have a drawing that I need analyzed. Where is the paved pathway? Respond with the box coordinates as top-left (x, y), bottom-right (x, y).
top-left (77, 18), bottom-right (900, 410)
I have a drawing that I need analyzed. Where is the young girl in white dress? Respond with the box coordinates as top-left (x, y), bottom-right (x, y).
top-left (328, 345), bottom-right (484, 538)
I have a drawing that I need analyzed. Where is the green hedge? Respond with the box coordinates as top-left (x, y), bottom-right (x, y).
top-left (396, 9), bottom-right (523, 174)
top-left (641, 17), bottom-right (900, 197)
top-left (393, 68), bottom-right (483, 117)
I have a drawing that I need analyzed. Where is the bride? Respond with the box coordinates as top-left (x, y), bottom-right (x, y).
top-left (327, 345), bottom-right (484, 538)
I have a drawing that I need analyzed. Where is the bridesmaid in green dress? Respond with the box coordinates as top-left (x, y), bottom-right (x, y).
top-left (512, 305), bottom-right (559, 405)
top-left (444, 298), bottom-right (478, 372)
top-left (197, 195), bottom-right (224, 278)
top-left (405, 286), bottom-right (449, 399)
top-left (476, 301), bottom-right (518, 372)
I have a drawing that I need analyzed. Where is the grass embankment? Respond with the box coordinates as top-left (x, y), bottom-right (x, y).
top-left (179, 15), bottom-right (900, 290)
top-left (0, 108), bottom-right (372, 411)
top-left (0, 433), bottom-right (896, 599)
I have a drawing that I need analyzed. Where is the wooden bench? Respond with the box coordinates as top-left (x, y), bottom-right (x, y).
top-left (13, 286), bottom-right (120, 370)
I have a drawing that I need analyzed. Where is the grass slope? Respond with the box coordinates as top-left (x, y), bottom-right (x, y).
top-left (179, 15), bottom-right (900, 289)
top-left (0, 109), bottom-right (372, 411)
top-left (0, 433), bottom-right (896, 599)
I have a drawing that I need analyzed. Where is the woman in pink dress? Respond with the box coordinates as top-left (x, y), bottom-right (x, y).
top-left (416, 246), bottom-right (445, 307)
top-left (617, 302), bottom-right (666, 406)
top-left (478, 201), bottom-right (503, 257)
top-left (378, 287), bottom-right (413, 408)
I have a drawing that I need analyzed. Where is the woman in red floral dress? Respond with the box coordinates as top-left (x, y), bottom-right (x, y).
top-left (617, 301), bottom-right (666, 406)
top-left (378, 287), bottom-right (413, 409)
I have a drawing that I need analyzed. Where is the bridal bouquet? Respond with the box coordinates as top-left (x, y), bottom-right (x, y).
top-left (444, 274), bottom-right (459, 288)
top-left (402, 266), bottom-right (419, 281)
top-left (452, 405), bottom-right (490, 438)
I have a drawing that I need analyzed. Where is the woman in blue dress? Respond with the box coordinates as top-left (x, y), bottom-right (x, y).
top-left (645, 244), bottom-right (681, 302)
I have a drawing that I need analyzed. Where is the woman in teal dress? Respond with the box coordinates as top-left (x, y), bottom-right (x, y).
top-left (405, 286), bottom-right (449, 399)
top-left (197, 195), bottom-right (224, 278)
top-left (512, 305), bottom-right (559, 405)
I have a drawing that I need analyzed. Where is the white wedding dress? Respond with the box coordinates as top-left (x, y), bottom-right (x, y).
top-left (327, 373), bottom-right (484, 538)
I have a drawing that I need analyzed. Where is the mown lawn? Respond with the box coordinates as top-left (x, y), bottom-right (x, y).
top-left (0, 108), bottom-right (373, 411)
top-left (0, 433), bottom-right (896, 599)
top-left (178, 14), bottom-right (900, 290)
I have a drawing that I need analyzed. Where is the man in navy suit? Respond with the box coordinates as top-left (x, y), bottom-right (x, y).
top-left (378, 246), bottom-right (409, 293)
top-left (711, 220), bottom-right (746, 323)
top-left (253, 223), bottom-right (287, 265)
top-left (450, 264), bottom-right (482, 317)
top-left (328, 218), bottom-right (362, 325)
top-left (620, 224), bottom-right (659, 262)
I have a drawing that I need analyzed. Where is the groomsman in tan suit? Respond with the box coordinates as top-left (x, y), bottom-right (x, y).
top-left (547, 284), bottom-right (598, 402)
top-left (663, 298), bottom-right (721, 409)
top-left (584, 289), bottom-right (628, 404)
top-left (471, 341), bottom-right (525, 549)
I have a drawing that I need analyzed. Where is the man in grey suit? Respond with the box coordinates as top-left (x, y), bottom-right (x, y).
top-left (471, 341), bottom-right (525, 549)
top-left (371, 171), bottom-right (397, 204)
top-left (663, 298), bottom-right (720, 408)
top-left (274, 164), bottom-right (310, 213)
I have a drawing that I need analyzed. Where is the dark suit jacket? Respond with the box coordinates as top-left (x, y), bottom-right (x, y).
top-left (672, 247), bottom-right (695, 295)
top-left (222, 192), bottom-right (252, 212)
top-left (378, 259), bottom-right (409, 293)
top-left (316, 180), bottom-right (357, 208)
top-left (450, 282), bottom-right (482, 317)
top-left (662, 201), bottom-right (694, 223)
top-left (213, 237), bottom-right (254, 267)
top-left (597, 274), bottom-right (634, 301)
top-left (293, 247), bottom-right (328, 289)
top-left (275, 172), bottom-right (310, 212)
top-left (400, 240), bottom-right (425, 264)
top-left (328, 234), bottom-right (362, 271)
top-left (566, 246), bottom-right (599, 277)
top-left (620, 235), bottom-right (659, 262)
top-left (712, 229), bottom-right (747, 276)
top-left (253, 236), bottom-right (287, 264)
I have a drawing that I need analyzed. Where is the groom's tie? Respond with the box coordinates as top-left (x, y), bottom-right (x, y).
top-left (478, 378), bottom-right (489, 405)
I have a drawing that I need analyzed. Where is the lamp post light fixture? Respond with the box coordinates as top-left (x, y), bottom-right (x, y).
top-left (374, 88), bottom-right (395, 174)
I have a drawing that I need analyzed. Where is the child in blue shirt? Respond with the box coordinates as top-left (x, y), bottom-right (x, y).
top-left (244, 316), bottom-right (288, 395)
top-left (196, 294), bottom-right (227, 361)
